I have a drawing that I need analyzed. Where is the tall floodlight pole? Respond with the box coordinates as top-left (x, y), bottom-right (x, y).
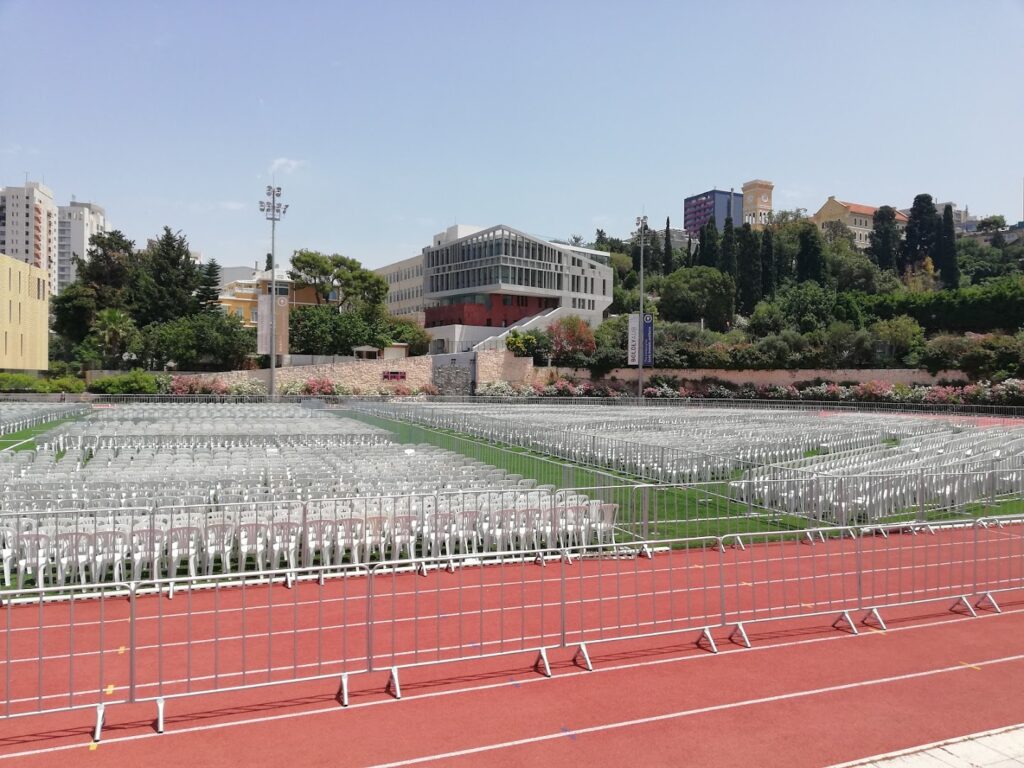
top-left (636, 214), bottom-right (647, 399)
top-left (258, 185), bottom-right (288, 399)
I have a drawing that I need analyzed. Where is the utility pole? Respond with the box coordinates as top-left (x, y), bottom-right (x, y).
top-left (635, 214), bottom-right (647, 399)
top-left (258, 185), bottom-right (288, 399)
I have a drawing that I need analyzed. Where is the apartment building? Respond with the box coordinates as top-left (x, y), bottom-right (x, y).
top-left (373, 254), bottom-right (425, 326)
top-left (0, 182), bottom-right (58, 294)
top-left (57, 201), bottom-right (107, 294)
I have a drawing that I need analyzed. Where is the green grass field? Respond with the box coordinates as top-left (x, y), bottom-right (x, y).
top-left (0, 416), bottom-right (81, 452)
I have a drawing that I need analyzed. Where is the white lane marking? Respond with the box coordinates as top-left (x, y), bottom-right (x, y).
top-left (358, 653), bottom-right (1024, 768)
top-left (0, 604), bottom-right (1021, 761)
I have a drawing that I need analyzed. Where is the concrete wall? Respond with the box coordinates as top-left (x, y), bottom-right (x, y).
top-left (476, 349), bottom-right (534, 386)
top-left (179, 356), bottom-right (433, 393)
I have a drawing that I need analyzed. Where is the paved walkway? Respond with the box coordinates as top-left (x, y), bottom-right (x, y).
top-left (837, 725), bottom-right (1024, 767)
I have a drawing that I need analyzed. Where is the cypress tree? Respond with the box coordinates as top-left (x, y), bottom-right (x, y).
top-left (718, 217), bottom-right (737, 278)
top-left (760, 228), bottom-right (776, 299)
top-left (663, 217), bottom-right (674, 274)
top-left (698, 223), bottom-right (719, 268)
top-left (736, 223), bottom-right (762, 314)
top-left (796, 224), bottom-right (825, 283)
top-left (868, 206), bottom-right (901, 272)
top-left (934, 204), bottom-right (960, 289)
top-left (902, 193), bottom-right (939, 273)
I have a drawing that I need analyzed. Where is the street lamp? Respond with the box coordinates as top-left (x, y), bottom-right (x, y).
top-left (635, 214), bottom-right (647, 399)
top-left (258, 185), bottom-right (288, 399)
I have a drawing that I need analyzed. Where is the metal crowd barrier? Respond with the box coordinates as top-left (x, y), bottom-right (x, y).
top-left (2, 515), bottom-right (1023, 741)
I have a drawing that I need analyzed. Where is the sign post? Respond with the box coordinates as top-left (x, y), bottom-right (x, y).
top-left (627, 313), bottom-right (640, 366)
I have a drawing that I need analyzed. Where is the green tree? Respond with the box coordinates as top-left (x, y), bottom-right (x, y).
top-left (52, 283), bottom-right (98, 345)
top-left (976, 215), bottom-right (1007, 233)
top-left (289, 304), bottom-right (338, 354)
top-left (934, 204), bottom-right (960, 289)
top-left (902, 194), bottom-right (939, 273)
top-left (760, 228), bottom-right (776, 299)
top-left (288, 250), bottom-right (335, 304)
top-left (86, 308), bottom-right (139, 369)
top-left (659, 266), bottom-right (735, 331)
top-left (871, 315), bottom-right (924, 365)
top-left (137, 227), bottom-right (200, 327)
top-left (718, 217), bottom-right (737, 277)
top-left (144, 312), bottom-right (254, 370)
top-left (697, 223), bottom-right (719, 268)
top-left (74, 230), bottom-right (142, 313)
top-left (383, 316), bottom-right (431, 356)
top-left (956, 238), bottom-right (1017, 284)
top-left (195, 260), bottom-right (222, 312)
top-left (821, 220), bottom-right (856, 247)
top-left (736, 223), bottom-right (762, 314)
top-left (663, 217), bottom-right (674, 274)
top-left (867, 205), bottom-right (902, 271)
top-left (796, 223), bottom-right (826, 283)
top-left (333, 255), bottom-right (389, 316)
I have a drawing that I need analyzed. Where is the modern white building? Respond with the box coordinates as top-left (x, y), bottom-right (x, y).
top-left (57, 201), bottom-right (107, 294)
top-left (422, 224), bottom-right (613, 353)
top-left (0, 182), bottom-right (58, 293)
top-left (374, 254), bottom-right (426, 326)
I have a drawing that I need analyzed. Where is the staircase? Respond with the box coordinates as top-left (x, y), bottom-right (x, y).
top-left (472, 306), bottom-right (570, 351)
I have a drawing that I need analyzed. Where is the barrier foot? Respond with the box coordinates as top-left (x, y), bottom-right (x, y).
top-left (696, 626), bottom-right (719, 654)
top-left (337, 673), bottom-right (350, 707)
top-left (733, 537), bottom-right (746, 552)
top-left (832, 610), bottom-right (859, 635)
top-left (167, 581), bottom-right (174, 600)
top-left (876, 527), bottom-right (889, 539)
top-left (534, 647), bottom-right (552, 678)
top-left (93, 703), bottom-right (105, 743)
top-left (560, 550), bottom-right (574, 565)
top-left (802, 530), bottom-right (825, 545)
top-left (415, 562), bottom-right (427, 577)
top-left (573, 642), bottom-right (593, 671)
top-left (729, 622), bottom-right (751, 648)
top-left (318, 571), bottom-right (325, 586)
top-left (861, 607), bottom-right (887, 631)
top-left (445, 560), bottom-right (456, 574)
top-left (533, 554), bottom-right (547, 567)
top-left (640, 544), bottom-right (653, 559)
top-left (385, 666), bottom-right (402, 700)
top-left (976, 592), bottom-right (1002, 614)
top-left (951, 595), bottom-right (978, 618)
top-left (156, 697), bottom-right (165, 734)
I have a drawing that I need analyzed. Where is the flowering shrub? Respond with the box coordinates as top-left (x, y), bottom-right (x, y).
top-left (278, 380), bottom-right (304, 396)
top-left (228, 378), bottom-right (267, 396)
top-left (473, 377), bottom-right (1024, 406)
top-left (302, 376), bottom-right (335, 396)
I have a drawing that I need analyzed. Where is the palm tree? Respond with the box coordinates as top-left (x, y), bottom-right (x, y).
top-left (90, 308), bottom-right (138, 369)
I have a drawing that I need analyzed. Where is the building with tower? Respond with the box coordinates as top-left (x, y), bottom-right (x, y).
top-left (742, 180), bottom-right (774, 230)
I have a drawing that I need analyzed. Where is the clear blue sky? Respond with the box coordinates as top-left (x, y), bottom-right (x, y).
top-left (2, 0), bottom-right (1023, 269)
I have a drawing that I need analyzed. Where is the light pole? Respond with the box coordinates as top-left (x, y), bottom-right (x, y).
top-left (636, 214), bottom-right (647, 399)
top-left (258, 185), bottom-right (288, 399)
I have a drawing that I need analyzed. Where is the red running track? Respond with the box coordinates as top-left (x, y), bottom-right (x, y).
top-left (2, 525), bottom-right (1024, 766)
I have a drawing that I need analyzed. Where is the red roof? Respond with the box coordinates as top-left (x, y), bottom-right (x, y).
top-left (839, 201), bottom-right (909, 222)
